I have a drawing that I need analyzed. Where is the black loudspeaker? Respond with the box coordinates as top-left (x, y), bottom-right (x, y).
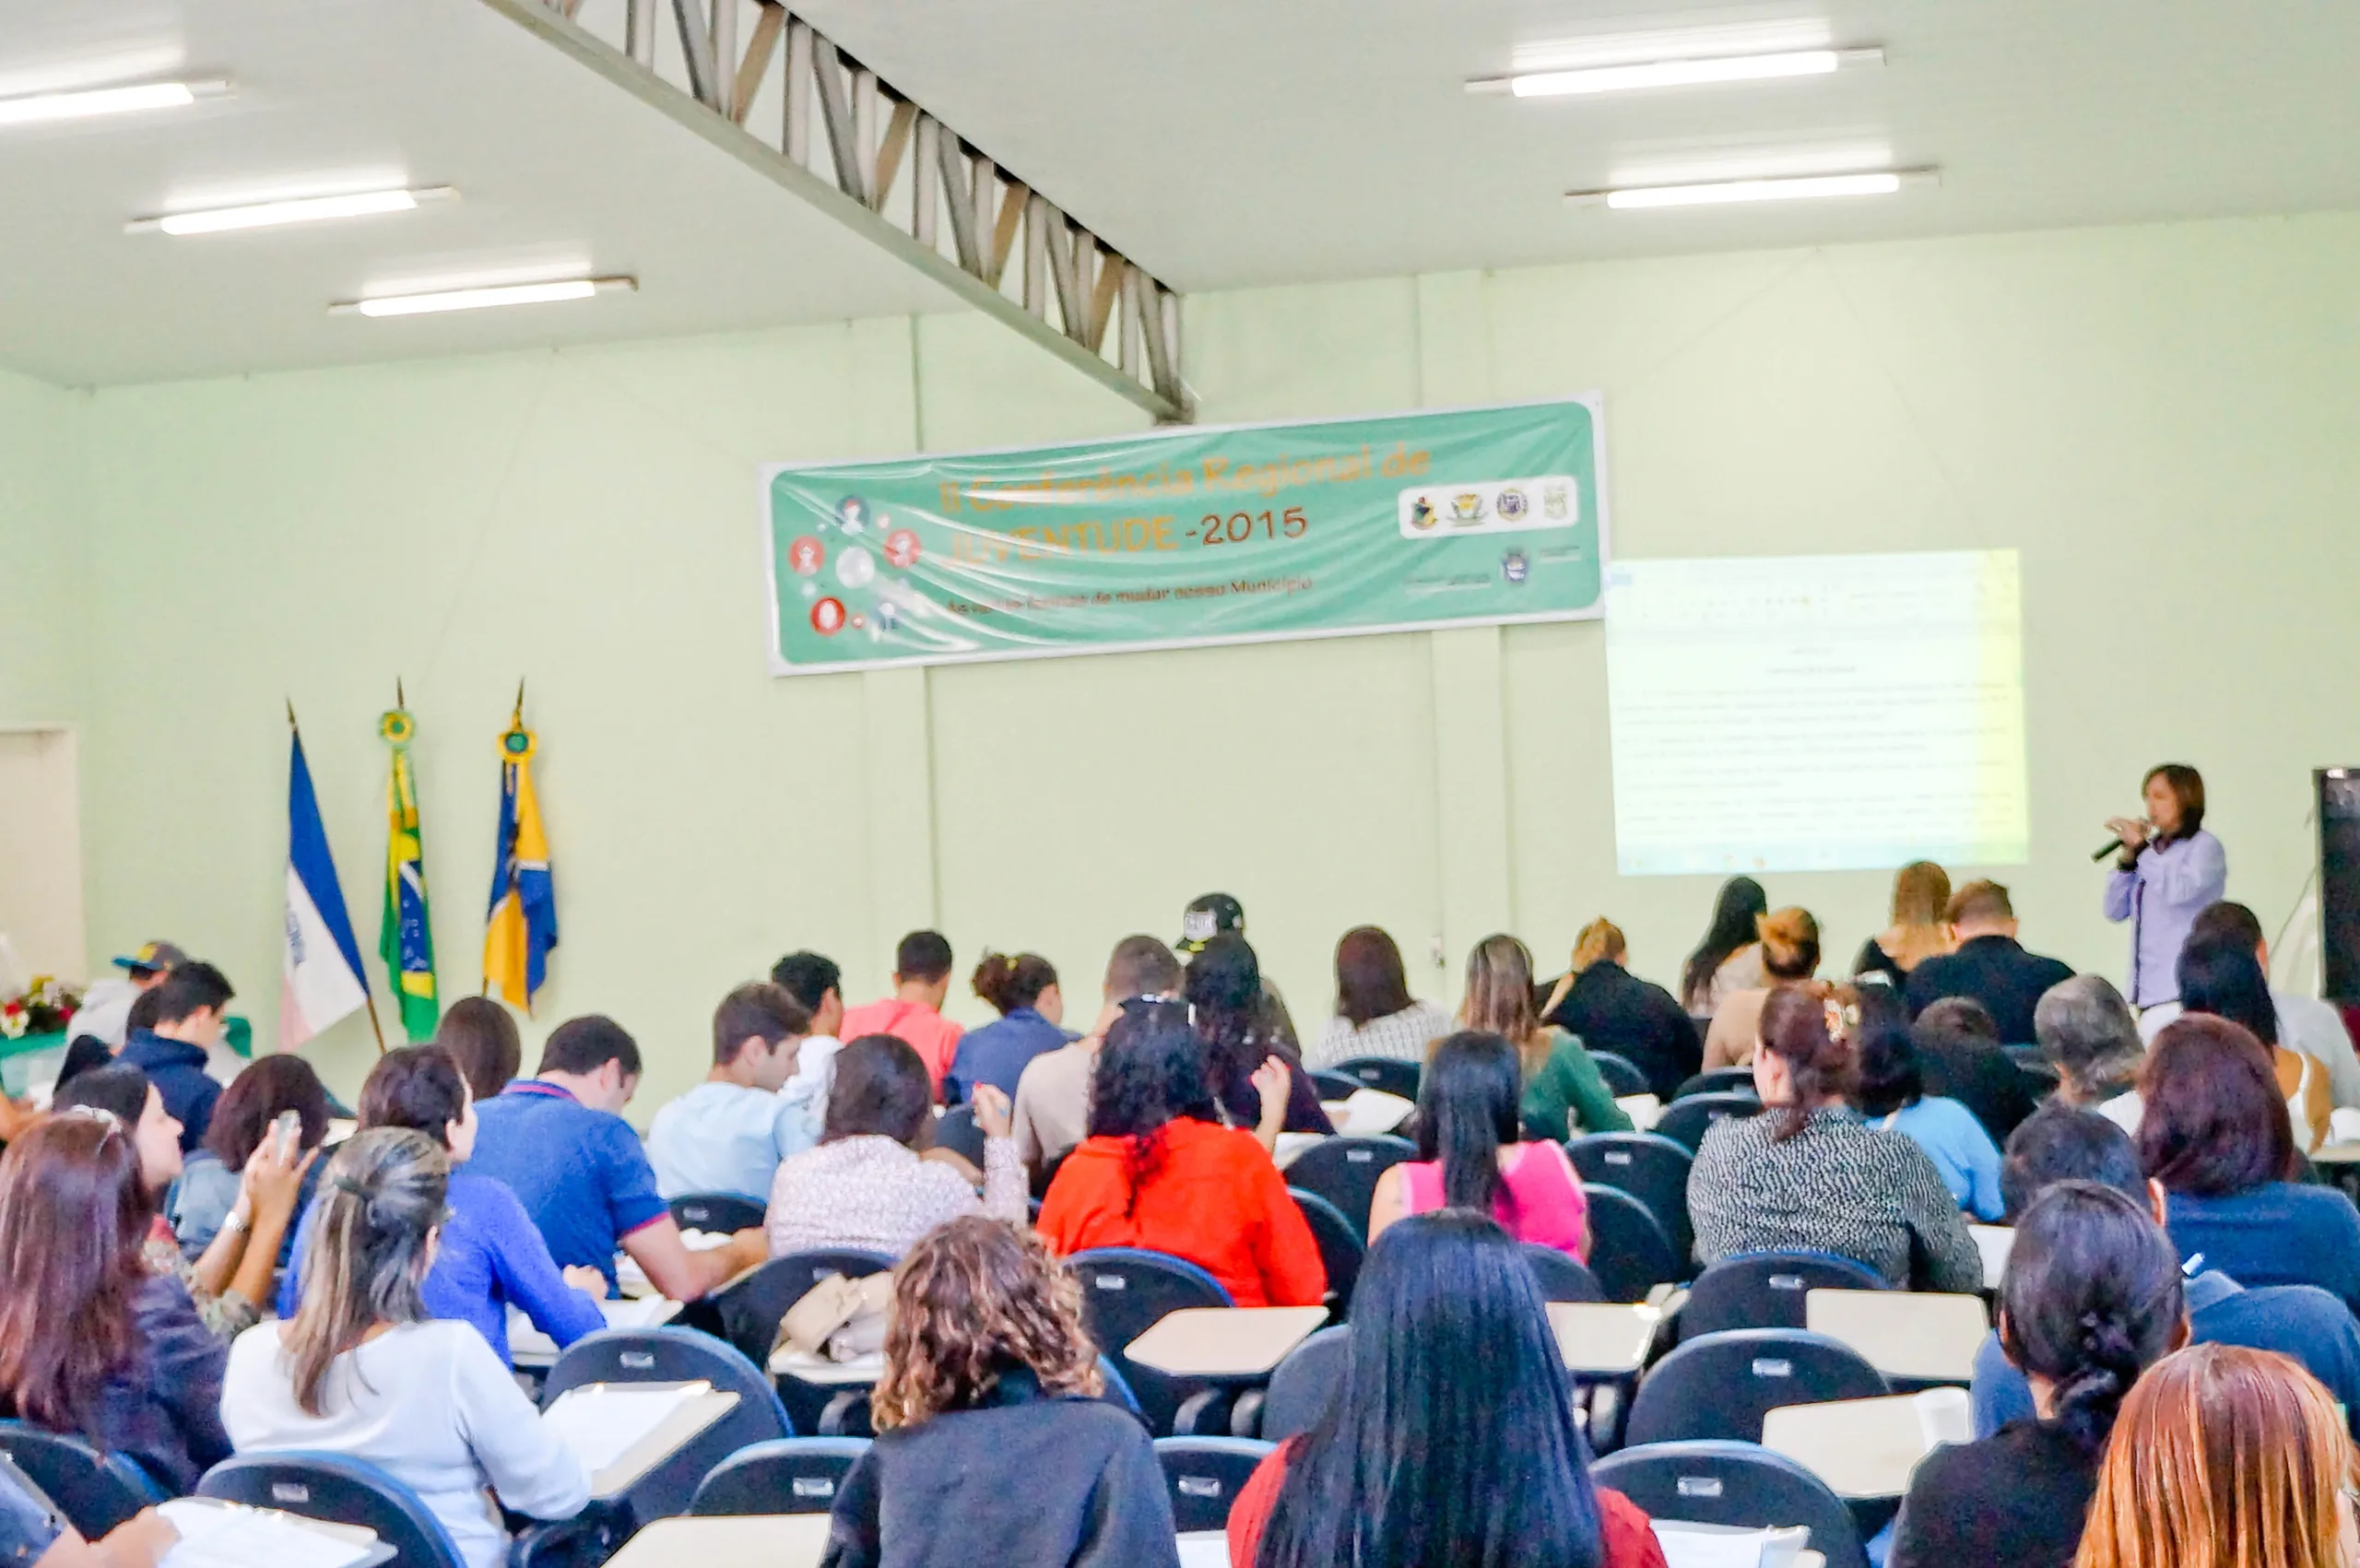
top-left (2317, 770), bottom-right (2360, 1002)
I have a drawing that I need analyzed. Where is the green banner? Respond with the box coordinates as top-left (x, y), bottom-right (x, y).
top-left (762, 398), bottom-right (1607, 674)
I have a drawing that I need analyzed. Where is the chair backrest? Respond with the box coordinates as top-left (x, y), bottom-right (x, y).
top-left (1521, 1243), bottom-right (1605, 1303)
top-left (1590, 1440), bottom-right (1869, 1568)
top-left (1680, 1252), bottom-right (1890, 1339)
top-left (1153, 1437), bottom-right (1275, 1534)
top-left (0, 1421), bottom-right (165, 1539)
top-left (1331, 1056), bottom-right (1422, 1102)
top-left (688, 1436), bottom-right (871, 1516)
top-left (1282, 1136), bottom-right (1417, 1239)
top-left (709, 1248), bottom-right (898, 1369)
top-left (667, 1192), bottom-right (767, 1234)
top-left (933, 1104), bottom-right (987, 1167)
top-left (1670, 1068), bottom-right (1761, 1102)
top-left (544, 1326), bottom-right (793, 1518)
top-left (1257, 1326), bottom-right (1351, 1444)
top-left (198, 1451), bottom-right (467, 1568)
top-left (1068, 1249), bottom-right (1233, 1434)
top-left (1652, 1092), bottom-right (1762, 1153)
top-left (1564, 1132), bottom-right (1696, 1267)
top-left (1305, 1069), bottom-right (1363, 1102)
top-left (1288, 1188), bottom-right (1365, 1316)
top-left (1031, 1144), bottom-right (1073, 1201)
top-left (1588, 1051), bottom-right (1649, 1099)
top-left (1623, 1330), bottom-right (1890, 1447)
top-left (1580, 1184), bottom-right (1682, 1303)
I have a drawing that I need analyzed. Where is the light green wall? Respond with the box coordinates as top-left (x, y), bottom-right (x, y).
top-left (53, 209), bottom-right (2360, 1107)
top-left (0, 369), bottom-right (85, 730)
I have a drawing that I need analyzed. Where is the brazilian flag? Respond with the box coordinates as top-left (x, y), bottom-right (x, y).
top-left (379, 704), bottom-right (439, 1042)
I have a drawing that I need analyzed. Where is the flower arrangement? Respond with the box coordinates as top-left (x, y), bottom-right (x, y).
top-left (0, 976), bottom-right (80, 1041)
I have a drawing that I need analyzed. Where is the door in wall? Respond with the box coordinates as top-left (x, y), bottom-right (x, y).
top-left (0, 728), bottom-right (87, 986)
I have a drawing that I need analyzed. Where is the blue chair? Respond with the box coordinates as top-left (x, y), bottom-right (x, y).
top-left (1566, 1133), bottom-right (1696, 1273)
top-left (1678, 1251), bottom-right (1889, 1339)
top-left (1522, 1244), bottom-right (1604, 1303)
top-left (544, 1327), bottom-right (792, 1522)
top-left (1622, 1329), bottom-right (1889, 1447)
top-left (198, 1452), bottom-right (470, 1568)
top-left (688, 1437), bottom-right (870, 1515)
top-left (933, 1104), bottom-right (987, 1166)
top-left (1670, 1068), bottom-right (1759, 1102)
top-left (1254, 1326), bottom-right (1349, 1444)
top-left (1283, 1137), bottom-right (1417, 1239)
top-left (1306, 1069), bottom-right (1363, 1102)
top-left (705, 1248), bottom-right (897, 1372)
top-left (666, 1193), bottom-right (766, 1235)
top-left (1330, 1056), bottom-right (1421, 1102)
top-left (1653, 1092), bottom-right (1760, 1153)
top-left (1581, 1184), bottom-right (1682, 1303)
top-left (1153, 1438), bottom-right (1274, 1533)
top-left (1588, 1051), bottom-right (1648, 1099)
top-left (0, 1422), bottom-right (164, 1539)
top-left (1591, 1440), bottom-right (1869, 1568)
top-left (1288, 1187), bottom-right (1365, 1316)
top-left (1069, 1248), bottom-right (1233, 1435)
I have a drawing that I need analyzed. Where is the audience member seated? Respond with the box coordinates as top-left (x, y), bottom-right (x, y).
top-left (1367, 1031), bottom-right (1589, 1256)
top-left (1680, 875), bottom-right (1768, 1017)
top-left (280, 1046), bottom-right (605, 1367)
top-left (773, 950), bottom-right (849, 1134)
top-left (2033, 976), bottom-right (2146, 1131)
top-left (0, 1456), bottom-right (175, 1568)
top-left (1854, 992), bottom-right (2005, 1220)
top-left (2183, 900), bottom-right (2360, 1108)
top-left (1971, 1105), bottom-right (2360, 1437)
top-left (166, 1052), bottom-right (329, 1261)
top-left (820, 1218), bottom-right (1178, 1568)
top-left (767, 1034), bottom-right (1024, 1258)
top-left (2176, 937), bottom-right (2331, 1151)
top-left (1910, 995), bottom-right (2042, 1146)
top-left (1465, 935), bottom-right (1632, 1143)
top-left (1539, 918), bottom-right (1701, 1100)
top-left (945, 952), bottom-right (1076, 1106)
top-left (1036, 1003), bottom-right (1325, 1308)
top-left (841, 931), bottom-right (964, 1097)
top-left (56, 1063), bottom-right (308, 1340)
top-left (1902, 879), bottom-right (2074, 1043)
top-left (1174, 891), bottom-right (1299, 1042)
top-left (2074, 1344), bottom-right (2353, 1568)
top-left (118, 961), bottom-right (236, 1152)
top-left (1308, 925), bottom-right (1452, 1069)
top-left (1889, 1181), bottom-right (2183, 1568)
top-left (222, 1129), bottom-right (589, 1568)
top-left (0, 1113), bottom-right (230, 1492)
top-left (1690, 984), bottom-right (1983, 1291)
top-left (467, 1015), bottom-right (766, 1298)
top-left (1227, 1210), bottom-right (1668, 1568)
top-left (2140, 1016), bottom-right (2360, 1315)
top-left (1012, 937), bottom-right (1180, 1178)
top-left (431, 995), bottom-right (523, 1104)
top-left (1186, 936), bottom-right (1333, 1142)
top-left (1854, 860), bottom-right (1956, 988)
top-left (1702, 907), bottom-right (1822, 1069)
top-left (647, 982), bottom-right (814, 1201)
top-left (69, 940), bottom-right (184, 1053)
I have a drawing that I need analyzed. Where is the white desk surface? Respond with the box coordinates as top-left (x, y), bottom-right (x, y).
top-left (1547, 1301), bottom-right (1663, 1376)
top-left (1760, 1388), bottom-right (1970, 1499)
top-left (510, 1296), bottom-right (679, 1370)
top-left (1969, 1225), bottom-right (2014, 1291)
top-left (1805, 1289), bottom-right (1988, 1383)
top-left (1615, 1094), bottom-right (1663, 1132)
top-left (1126, 1306), bottom-right (1330, 1378)
top-left (545, 1383), bottom-right (741, 1499)
top-left (2313, 1142), bottom-right (2360, 1165)
top-left (602, 1517), bottom-right (1227, 1568)
top-left (770, 1347), bottom-right (887, 1385)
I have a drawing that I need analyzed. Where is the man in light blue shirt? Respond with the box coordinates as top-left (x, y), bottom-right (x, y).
top-left (648, 982), bottom-right (816, 1203)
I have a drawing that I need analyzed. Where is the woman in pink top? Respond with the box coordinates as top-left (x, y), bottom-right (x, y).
top-left (1367, 1031), bottom-right (1590, 1257)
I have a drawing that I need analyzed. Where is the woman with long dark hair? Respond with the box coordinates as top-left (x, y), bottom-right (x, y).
top-left (1889, 1181), bottom-right (2185, 1567)
top-left (2102, 762), bottom-right (2226, 1013)
top-left (1228, 1210), bottom-right (1665, 1568)
top-left (1186, 936), bottom-right (1333, 1144)
top-left (1365, 1032), bottom-right (1589, 1256)
top-left (1037, 1002), bottom-right (1324, 1307)
top-left (2177, 938), bottom-right (2330, 1151)
top-left (1309, 926), bottom-right (1451, 1068)
top-left (1681, 876), bottom-right (1768, 1015)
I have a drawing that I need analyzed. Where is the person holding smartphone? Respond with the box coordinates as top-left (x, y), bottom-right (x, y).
top-left (2103, 764), bottom-right (2227, 1015)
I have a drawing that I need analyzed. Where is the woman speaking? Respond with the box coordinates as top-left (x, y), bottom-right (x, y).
top-left (2101, 763), bottom-right (2226, 1013)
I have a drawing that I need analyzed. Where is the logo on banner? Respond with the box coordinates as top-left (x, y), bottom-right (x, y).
top-left (1408, 495), bottom-right (1438, 531)
top-left (1451, 493), bottom-right (1486, 525)
top-left (1502, 549), bottom-right (1530, 584)
top-left (1544, 482), bottom-right (1571, 520)
top-left (1496, 488), bottom-right (1528, 522)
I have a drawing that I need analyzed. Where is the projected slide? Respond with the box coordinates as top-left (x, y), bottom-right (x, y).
top-left (1605, 551), bottom-right (2029, 876)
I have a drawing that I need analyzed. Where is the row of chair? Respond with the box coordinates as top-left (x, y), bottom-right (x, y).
top-left (1310, 1052), bottom-right (1759, 1107)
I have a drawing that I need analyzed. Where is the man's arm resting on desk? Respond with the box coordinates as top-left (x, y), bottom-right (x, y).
top-left (620, 1217), bottom-right (768, 1301)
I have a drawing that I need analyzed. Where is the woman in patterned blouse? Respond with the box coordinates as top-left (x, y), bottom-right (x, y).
top-left (1688, 982), bottom-right (1984, 1292)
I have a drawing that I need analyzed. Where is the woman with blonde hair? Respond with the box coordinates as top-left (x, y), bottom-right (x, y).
top-left (1461, 936), bottom-right (1633, 1145)
top-left (1856, 862), bottom-right (1954, 987)
top-left (1539, 919), bottom-right (1702, 1100)
top-left (1703, 908), bottom-right (1823, 1070)
top-left (821, 1216), bottom-right (1178, 1568)
top-left (2074, 1343), bottom-right (2358, 1568)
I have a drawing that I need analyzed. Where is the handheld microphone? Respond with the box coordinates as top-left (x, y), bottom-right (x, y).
top-left (2094, 821), bottom-right (2154, 863)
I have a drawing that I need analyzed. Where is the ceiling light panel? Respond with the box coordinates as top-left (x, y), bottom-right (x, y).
top-left (330, 277), bottom-right (637, 317)
top-left (0, 78), bottom-right (228, 127)
top-left (1568, 170), bottom-right (1938, 209)
top-left (129, 187), bottom-right (456, 236)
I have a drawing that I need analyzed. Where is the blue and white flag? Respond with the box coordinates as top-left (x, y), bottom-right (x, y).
top-left (281, 725), bottom-right (371, 1050)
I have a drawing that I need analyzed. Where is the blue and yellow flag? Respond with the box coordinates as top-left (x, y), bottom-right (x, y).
top-left (483, 710), bottom-right (557, 1012)
top-left (378, 703), bottom-right (438, 1042)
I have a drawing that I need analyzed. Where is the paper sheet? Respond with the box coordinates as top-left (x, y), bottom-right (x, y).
top-left (1650, 1521), bottom-right (1811, 1568)
top-left (157, 1499), bottom-right (381, 1568)
top-left (1174, 1533), bottom-right (1231, 1568)
top-left (542, 1384), bottom-right (708, 1475)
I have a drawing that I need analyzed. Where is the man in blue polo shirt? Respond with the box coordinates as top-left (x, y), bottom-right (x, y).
top-left (469, 1013), bottom-right (768, 1299)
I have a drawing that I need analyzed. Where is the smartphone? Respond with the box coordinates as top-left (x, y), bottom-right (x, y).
top-left (271, 1109), bottom-right (301, 1162)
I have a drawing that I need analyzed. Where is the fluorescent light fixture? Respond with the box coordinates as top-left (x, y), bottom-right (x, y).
top-left (1569, 169), bottom-right (1935, 209)
top-left (0, 78), bottom-right (228, 127)
top-left (1473, 46), bottom-right (1879, 98)
top-left (1514, 19), bottom-right (1834, 74)
top-left (129, 186), bottom-right (455, 236)
top-left (331, 277), bottom-right (637, 317)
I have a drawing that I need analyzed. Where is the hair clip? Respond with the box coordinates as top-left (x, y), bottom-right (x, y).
top-left (1823, 999), bottom-right (1860, 1043)
top-left (57, 1104), bottom-right (124, 1139)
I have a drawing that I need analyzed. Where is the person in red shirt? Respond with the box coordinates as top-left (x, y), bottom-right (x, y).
top-left (840, 931), bottom-right (965, 1096)
top-left (1035, 1001), bottom-right (1325, 1309)
top-left (1229, 1209), bottom-right (1668, 1568)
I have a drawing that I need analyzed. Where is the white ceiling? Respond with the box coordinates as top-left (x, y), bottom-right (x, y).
top-left (5, 0), bottom-right (2360, 386)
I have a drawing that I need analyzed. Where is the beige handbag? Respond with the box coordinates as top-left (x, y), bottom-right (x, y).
top-left (779, 1271), bottom-right (896, 1362)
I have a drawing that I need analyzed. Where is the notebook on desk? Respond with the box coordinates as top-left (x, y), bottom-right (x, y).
top-left (510, 1294), bottom-right (680, 1368)
top-left (1650, 1521), bottom-right (1814, 1568)
top-left (541, 1380), bottom-right (741, 1498)
top-left (157, 1496), bottom-right (393, 1568)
